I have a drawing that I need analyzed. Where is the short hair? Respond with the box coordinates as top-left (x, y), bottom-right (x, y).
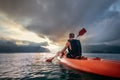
top-left (69, 33), bottom-right (75, 38)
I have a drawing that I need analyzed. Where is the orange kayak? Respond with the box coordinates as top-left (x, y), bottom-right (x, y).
top-left (57, 53), bottom-right (120, 78)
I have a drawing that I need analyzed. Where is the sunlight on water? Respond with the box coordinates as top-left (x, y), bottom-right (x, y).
top-left (0, 53), bottom-right (60, 80)
top-left (0, 53), bottom-right (120, 80)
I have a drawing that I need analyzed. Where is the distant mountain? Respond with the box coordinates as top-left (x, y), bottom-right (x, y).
top-left (82, 44), bottom-right (120, 53)
top-left (0, 39), bottom-right (50, 53)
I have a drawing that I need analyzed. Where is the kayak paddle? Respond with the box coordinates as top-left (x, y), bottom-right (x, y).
top-left (45, 54), bottom-right (58, 62)
top-left (77, 28), bottom-right (87, 37)
top-left (45, 28), bottom-right (87, 62)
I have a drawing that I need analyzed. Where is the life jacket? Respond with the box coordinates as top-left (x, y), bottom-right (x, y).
top-left (68, 39), bottom-right (82, 57)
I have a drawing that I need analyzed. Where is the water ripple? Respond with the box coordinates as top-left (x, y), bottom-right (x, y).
top-left (0, 53), bottom-right (120, 80)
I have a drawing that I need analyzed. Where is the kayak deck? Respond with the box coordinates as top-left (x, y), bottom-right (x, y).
top-left (57, 54), bottom-right (120, 78)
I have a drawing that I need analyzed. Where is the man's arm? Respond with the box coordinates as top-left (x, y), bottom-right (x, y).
top-left (60, 41), bottom-right (70, 53)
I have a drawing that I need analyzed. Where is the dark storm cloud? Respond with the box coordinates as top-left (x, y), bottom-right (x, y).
top-left (94, 0), bottom-right (120, 41)
top-left (0, 0), bottom-right (119, 45)
top-left (86, 3), bottom-right (120, 44)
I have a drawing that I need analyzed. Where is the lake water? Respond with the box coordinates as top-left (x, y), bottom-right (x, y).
top-left (0, 53), bottom-right (120, 80)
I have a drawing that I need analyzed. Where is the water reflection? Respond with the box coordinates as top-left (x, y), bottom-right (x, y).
top-left (0, 53), bottom-right (120, 80)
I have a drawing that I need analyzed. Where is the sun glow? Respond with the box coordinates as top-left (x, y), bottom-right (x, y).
top-left (10, 31), bottom-right (49, 43)
top-left (15, 41), bottom-right (29, 45)
top-left (46, 43), bottom-right (61, 53)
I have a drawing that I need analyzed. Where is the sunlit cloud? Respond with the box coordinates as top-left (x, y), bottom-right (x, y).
top-left (15, 41), bottom-right (30, 46)
top-left (0, 13), bottom-right (49, 43)
top-left (16, 18), bottom-right (33, 27)
top-left (0, 13), bottom-right (61, 53)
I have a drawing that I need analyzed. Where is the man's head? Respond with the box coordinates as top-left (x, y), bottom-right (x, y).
top-left (69, 33), bottom-right (75, 38)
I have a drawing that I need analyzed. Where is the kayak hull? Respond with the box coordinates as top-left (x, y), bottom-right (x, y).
top-left (57, 54), bottom-right (120, 78)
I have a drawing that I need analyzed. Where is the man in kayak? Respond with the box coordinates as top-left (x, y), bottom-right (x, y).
top-left (60, 33), bottom-right (82, 58)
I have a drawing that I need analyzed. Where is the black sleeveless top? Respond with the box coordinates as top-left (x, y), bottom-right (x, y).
top-left (68, 39), bottom-right (81, 56)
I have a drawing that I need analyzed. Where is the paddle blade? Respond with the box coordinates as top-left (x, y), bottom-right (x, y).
top-left (45, 57), bottom-right (54, 62)
top-left (45, 58), bottom-right (52, 62)
top-left (77, 28), bottom-right (87, 37)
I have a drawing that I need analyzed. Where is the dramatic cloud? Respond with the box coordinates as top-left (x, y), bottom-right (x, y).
top-left (0, 0), bottom-right (119, 47)
top-left (0, 12), bottom-right (61, 53)
top-left (0, 13), bottom-right (49, 43)
top-left (85, 0), bottom-right (120, 44)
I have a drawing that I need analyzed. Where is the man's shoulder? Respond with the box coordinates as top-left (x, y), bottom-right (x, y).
top-left (68, 39), bottom-right (79, 41)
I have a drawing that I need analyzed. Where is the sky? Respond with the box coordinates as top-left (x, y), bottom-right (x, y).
top-left (0, 0), bottom-right (120, 52)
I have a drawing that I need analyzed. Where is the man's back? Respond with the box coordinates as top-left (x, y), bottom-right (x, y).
top-left (68, 39), bottom-right (81, 57)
